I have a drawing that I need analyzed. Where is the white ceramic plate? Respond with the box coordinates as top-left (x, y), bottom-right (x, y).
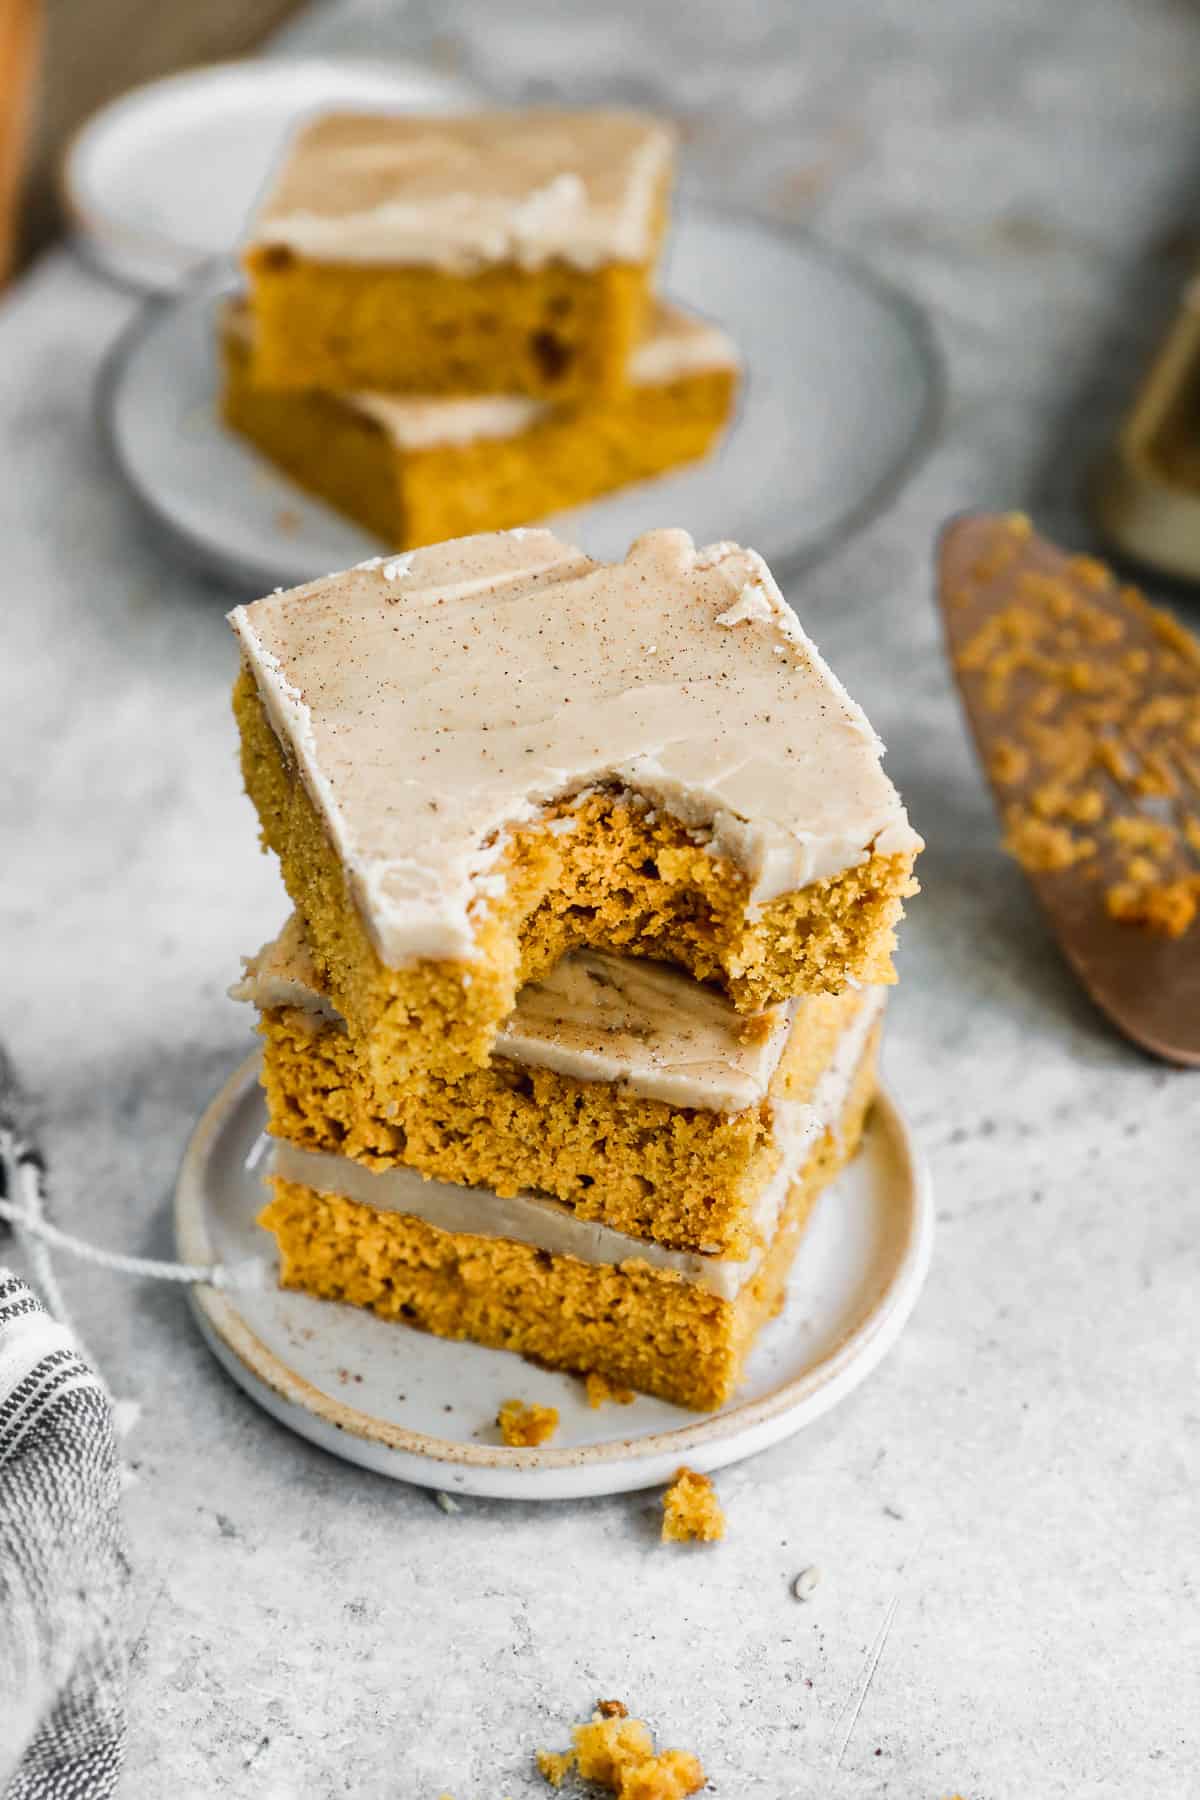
top-left (176, 1055), bottom-right (933, 1501)
top-left (64, 57), bottom-right (478, 292)
top-left (100, 212), bottom-right (941, 591)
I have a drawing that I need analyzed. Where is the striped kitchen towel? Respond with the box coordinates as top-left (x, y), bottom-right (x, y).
top-left (0, 1273), bottom-right (129, 1796)
top-left (1, 1052), bottom-right (129, 1798)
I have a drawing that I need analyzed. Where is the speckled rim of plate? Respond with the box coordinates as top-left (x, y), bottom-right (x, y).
top-left (93, 207), bottom-right (944, 592)
top-left (176, 1053), bottom-right (934, 1496)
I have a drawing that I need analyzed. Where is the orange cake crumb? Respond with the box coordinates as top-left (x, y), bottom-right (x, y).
top-left (1106, 875), bottom-right (1200, 937)
top-left (498, 1399), bottom-right (559, 1447)
top-left (949, 514), bottom-right (1200, 936)
top-left (619, 1751), bottom-right (706, 1800)
top-left (537, 1708), bottom-right (705, 1798)
top-left (988, 739), bottom-right (1029, 785)
top-left (1002, 815), bottom-right (1095, 873)
top-left (535, 1749), bottom-right (575, 1789)
top-left (585, 1372), bottom-right (636, 1410)
top-left (660, 1468), bottom-right (726, 1543)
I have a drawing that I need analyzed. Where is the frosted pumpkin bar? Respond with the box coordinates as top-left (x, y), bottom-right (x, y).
top-left (249, 941), bottom-right (885, 1411)
top-left (233, 913), bottom-right (878, 1259)
top-left (219, 295), bottom-right (738, 548)
top-left (228, 527), bottom-right (921, 1085)
top-left (241, 110), bottom-right (674, 401)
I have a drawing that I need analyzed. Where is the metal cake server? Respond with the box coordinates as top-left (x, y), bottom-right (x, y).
top-left (938, 511), bottom-right (1200, 1066)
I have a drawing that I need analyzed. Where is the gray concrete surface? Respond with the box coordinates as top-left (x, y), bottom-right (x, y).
top-left (3, 1), bottom-right (1199, 1794)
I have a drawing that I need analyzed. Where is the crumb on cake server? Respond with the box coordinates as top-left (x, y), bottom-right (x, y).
top-left (229, 526), bottom-right (921, 1085)
top-left (241, 110), bottom-right (674, 400)
top-left (255, 970), bottom-right (884, 1411)
top-left (219, 295), bottom-right (738, 549)
top-left (233, 914), bottom-right (877, 1259)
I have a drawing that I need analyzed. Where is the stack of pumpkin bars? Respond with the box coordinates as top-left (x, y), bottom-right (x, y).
top-left (220, 107), bottom-right (739, 549)
top-left (228, 513), bottom-right (921, 1413)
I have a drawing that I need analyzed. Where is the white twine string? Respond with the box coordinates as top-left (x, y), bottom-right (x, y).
top-left (6, 1143), bottom-right (77, 1329)
top-left (1, 1123), bottom-right (267, 1440)
top-left (0, 1131), bottom-right (267, 1301)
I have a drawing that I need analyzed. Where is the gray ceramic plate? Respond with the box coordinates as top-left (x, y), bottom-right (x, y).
top-left (100, 209), bottom-right (941, 594)
top-left (176, 1056), bottom-right (934, 1501)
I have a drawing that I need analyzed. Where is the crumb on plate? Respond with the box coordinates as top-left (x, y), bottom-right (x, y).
top-left (498, 1398), bottom-right (559, 1447)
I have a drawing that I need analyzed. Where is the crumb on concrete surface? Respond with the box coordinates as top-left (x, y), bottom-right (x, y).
top-left (497, 1398), bottom-right (559, 1447)
top-left (536, 1707), bottom-right (705, 1798)
top-left (536, 1749), bottom-right (575, 1789)
top-left (617, 1748), bottom-right (706, 1800)
top-left (660, 1467), bottom-right (725, 1543)
top-left (585, 1371), bottom-right (636, 1409)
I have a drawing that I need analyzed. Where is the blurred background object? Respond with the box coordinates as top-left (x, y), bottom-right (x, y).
top-left (8, 0), bottom-right (303, 277)
top-left (0, 0), bottom-right (42, 281)
top-left (1090, 270), bottom-right (1200, 582)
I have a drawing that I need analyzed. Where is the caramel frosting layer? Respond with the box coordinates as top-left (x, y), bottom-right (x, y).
top-left (221, 296), bottom-right (738, 450)
top-left (245, 109), bottom-right (674, 271)
top-left (626, 302), bottom-right (739, 386)
top-left (234, 919), bottom-right (793, 1112)
top-left (259, 986), bottom-right (885, 1296)
top-left (229, 915), bottom-right (342, 1028)
top-left (496, 950), bottom-right (790, 1111)
top-left (229, 527), bottom-right (921, 966)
